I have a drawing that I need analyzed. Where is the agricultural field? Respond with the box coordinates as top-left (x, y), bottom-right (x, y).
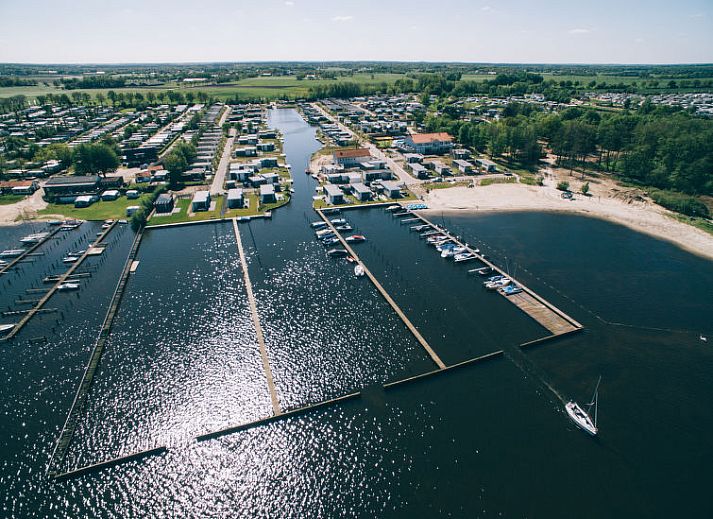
top-left (0, 73), bottom-right (405, 101)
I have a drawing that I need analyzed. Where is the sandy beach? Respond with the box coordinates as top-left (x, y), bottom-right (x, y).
top-left (423, 178), bottom-right (713, 261)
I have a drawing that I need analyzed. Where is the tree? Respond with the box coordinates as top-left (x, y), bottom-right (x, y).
top-left (72, 143), bottom-right (120, 176)
top-left (34, 143), bottom-right (72, 168)
top-left (557, 181), bottom-right (570, 191)
top-left (581, 182), bottom-right (590, 196)
top-left (107, 90), bottom-right (117, 107)
top-left (162, 152), bottom-right (188, 187)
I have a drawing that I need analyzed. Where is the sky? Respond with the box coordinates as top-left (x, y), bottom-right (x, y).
top-left (1, 0), bottom-right (712, 64)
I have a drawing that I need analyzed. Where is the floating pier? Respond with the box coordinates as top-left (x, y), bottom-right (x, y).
top-left (316, 209), bottom-right (446, 370)
top-left (46, 224), bottom-right (143, 478)
top-left (1, 222), bottom-right (118, 342)
top-left (232, 218), bottom-right (282, 416)
top-left (408, 210), bottom-right (582, 335)
top-left (0, 226), bottom-right (62, 276)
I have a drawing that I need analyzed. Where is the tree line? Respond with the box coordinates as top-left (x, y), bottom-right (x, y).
top-left (424, 101), bottom-right (713, 214)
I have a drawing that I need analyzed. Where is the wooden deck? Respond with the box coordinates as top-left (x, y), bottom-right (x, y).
top-left (411, 210), bottom-right (583, 336)
top-left (507, 292), bottom-right (578, 335)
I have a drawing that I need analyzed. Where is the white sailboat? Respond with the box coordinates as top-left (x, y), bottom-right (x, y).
top-left (565, 376), bottom-right (601, 436)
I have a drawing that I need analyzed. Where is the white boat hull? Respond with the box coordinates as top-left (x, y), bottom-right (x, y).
top-left (565, 402), bottom-right (598, 436)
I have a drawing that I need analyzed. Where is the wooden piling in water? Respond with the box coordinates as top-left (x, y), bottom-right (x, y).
top-left (316, 209), bottom-right (446, 370)
top-left (1, 222), bottom-right (119, 343)
top-left (0, 226), bottom-right (62, 276)
top-left (409, 210), bottom-right (583, 335)
top-left (45, 224), bottom-right (143, 478)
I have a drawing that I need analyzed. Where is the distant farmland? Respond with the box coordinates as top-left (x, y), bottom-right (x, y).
top-left (0, 73), bottom-right (404, 101)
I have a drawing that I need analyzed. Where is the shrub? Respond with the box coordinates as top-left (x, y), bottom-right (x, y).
top-left (557, 181), bottom-right (570, 191)
top-left (649, 189), bottom-right (709, 218)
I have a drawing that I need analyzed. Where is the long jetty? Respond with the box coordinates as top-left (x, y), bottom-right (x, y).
top-left (1, 222), bottom-right (118, 342)
top-left (0, 226), bottom-right (62, 276)
top-left (408, 209), bottom-right (582, 335)
top-left (316, 209), bottom-right (446, 370)
top-left (46, 224), bottom-right (144, 478)
top-left (231, 218), bottom-right (282, 416)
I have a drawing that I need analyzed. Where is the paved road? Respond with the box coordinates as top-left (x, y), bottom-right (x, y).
top-left (211, 127), bottom-right (236, 196)
top-left (311, 102), bottom-right (422, 189)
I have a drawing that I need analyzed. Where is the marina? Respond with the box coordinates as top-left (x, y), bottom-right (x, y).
top-left (1, 108), bottom-right (712, 517)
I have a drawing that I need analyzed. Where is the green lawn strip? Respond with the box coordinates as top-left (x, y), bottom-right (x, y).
top-left (38, 194), bottom-right (153, 220)
top-left (0, 195), bottom-right (26, 205)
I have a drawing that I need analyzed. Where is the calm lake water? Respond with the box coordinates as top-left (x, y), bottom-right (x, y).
top-left (1, 109), bottom-right (711, 517)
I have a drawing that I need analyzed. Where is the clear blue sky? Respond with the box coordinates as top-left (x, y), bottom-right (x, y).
top-left (1, 0), bottom-right (711, 64)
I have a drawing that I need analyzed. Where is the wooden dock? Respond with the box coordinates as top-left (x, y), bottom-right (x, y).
top-left (0, 226), bottom-right (62, 276)
top-left (409, 210), bottom-right (582, 335)
top-left (316, 209), bottom-right (446, 370)
top-left (231, 219), bottom-right (282, 416)
top-left (46, 224), bottom-right (143, 478)
top-left (1, 222), bottom-right (119, 342)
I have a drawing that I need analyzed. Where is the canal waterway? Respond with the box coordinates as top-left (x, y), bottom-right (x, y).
top-left (0, 109), bottom-right (711, 517)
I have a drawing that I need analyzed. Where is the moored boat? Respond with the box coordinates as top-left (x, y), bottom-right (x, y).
top-left (58, 282), bottom-right (80, 291)
top-left (327, 248), bottom-right (349, 258)
top-left (0, 323), bottom-right (16, 333)
top-left (0, 249), bottom-right (25, 258)
top-left (454, 252), bottom-right (477, 263)
top-left (345, 235), bottom-right (366, 243)
top-left (354, 264), bottom-right (365, 277)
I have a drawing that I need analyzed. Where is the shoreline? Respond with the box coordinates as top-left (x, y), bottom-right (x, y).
top-left (422, 183), bottom-right (713, 262)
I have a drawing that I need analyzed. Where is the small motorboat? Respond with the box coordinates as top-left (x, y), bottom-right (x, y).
top-left (1, 249), bottom-right (25, 258)
top-left (20, 232), bottom-right (49, 245)
top-left (499, 284), bottom-right (523, 296)
top-left (334, 224), bottom-right (353, 232)
top-left (385, 205), bottom-right (401, 212)
top-left (454, 252), bottom-right (477, 263)
top-left (322, 237), bottom-right (340, 246)
top-left (58, 282), bottom-right (80, 291)
top-left (426, 234), bottom-right (447, 244)
top-left (311, 221), bottom-right (328, 229)
top-left (62, 256), bottom-right (79, 264)
top-left (0, 323), bottom-right (16, 333)
top-left (354, 265), bottom-right (365, 277)
top-left (330, 218), bottom-right (347, 225)
top-left (315, 228), bottom-right (335, 237)
top-left (485, 278), bottom-right (511, 290)
top-left (345, 235), bottom-right (366, 243)
top-left (441, 246), bottom-right (466, 258)
top-left (327, 248), bottom-right (349, 258)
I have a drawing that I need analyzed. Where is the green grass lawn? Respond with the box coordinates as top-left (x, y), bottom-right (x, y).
top-left (147, 196), bottom-right (225, 226)
top-left (38, 195), bottom-right (152, 220)
top-left (0, 194), bottom-right (26, 205)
